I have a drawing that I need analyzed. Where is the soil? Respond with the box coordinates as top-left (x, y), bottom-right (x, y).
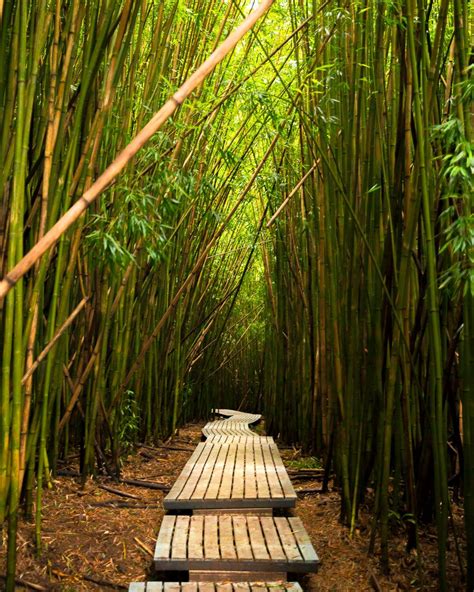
top-left (0, 422), bottom-right (465, 591)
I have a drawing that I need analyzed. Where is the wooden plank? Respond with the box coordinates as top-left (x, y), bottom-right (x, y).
top-left (218, 515), bottom-right (237, 560)
top-left (261, 441), bottom-right (283, 499)
top-left (232, 515), bottom-right (253, 560)
top-left (273, 517), bottom-right (302, 562)
top-left (246, 515), bottom-right (270, 560)
top-left (268, 441), bottom-right (295, 499)
top-left (244, 440), bottom-right (257, 500)
top-left (204, 443), bottom-right (228, 500)
top-left (204, 514), bottom-right (219, 559)
top-left (218, 442), bottom-right (237, 499)
top-left (188, 572), bottom-right (287, 583)
top-left (154, 515), bottom-right (176, 559)
top-left (213, 583), bottom-right (232, 592)
top-left (231, 442), bottom-right (245, 499)
top-left (193, 508), bottom-right (272, 516)
top-left (171, 515), bottom-right (190, 560)
top-left (163, 585), bottom-right (182, 592)
top-left (192, 443), bottom-right (221, 500)
top-left (179, 584), bottom-right (198, 592)
top-left (247, 586), bottom-right (266, 592)
top-left (166, 443), bottom-right (210, 501)
top-left (179, 444), bottom-right (216, 500)
top-left (145, 586), bottom-right (164, 592)
top-left (253, 440), bottom-right (270, 499)
top-left (196, 584), bottom-right (215, 592)
top-left (260, 517), bottom-right (286, 561)
top-left (188, 515), bottom-right (204, 560)
top-left (289, 516), bottom-right (319, 563)
top-left (230, 585), bottom-right (251, 592)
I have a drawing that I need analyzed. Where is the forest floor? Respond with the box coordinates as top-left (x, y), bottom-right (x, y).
top-left (0, 422), bottom-right (465, 591)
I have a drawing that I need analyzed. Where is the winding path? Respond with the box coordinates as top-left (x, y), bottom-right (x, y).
top-left (129, 410), bottom-right (319, 590)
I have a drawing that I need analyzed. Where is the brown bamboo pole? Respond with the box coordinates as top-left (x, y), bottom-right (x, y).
top-left (0, 0), bottom-right (274, 300)
top-left (20, 297), bottom-right (88, 385)
top-left (266, 161), bottom-right (317, 227)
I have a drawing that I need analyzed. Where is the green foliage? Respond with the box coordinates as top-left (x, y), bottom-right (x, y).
top-left (118, 390), bottom-right (140, 454)
top-left (286, 456), bottom-right (322, 470)
top-left (434, 118), bottom-right (474, 296)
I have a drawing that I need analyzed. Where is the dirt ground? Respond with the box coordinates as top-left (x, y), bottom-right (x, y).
top-left (0, 422), bottom-right (465, 591)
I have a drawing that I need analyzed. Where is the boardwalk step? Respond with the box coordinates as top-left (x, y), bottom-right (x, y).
top-left (214, 410), bottom-right (262, 423)
top-left (129, 583), bottom-right (303, 591)
top-left (202, 421), bottom-right (259, 438)
top-left (164, 440), bottom-right (296, 510)
top-left (189, 570), bottom-right (287, 582)
top-left (205, 435), bottom-right (274, 444)
top-left (154, 515), bottom-right (319, 573)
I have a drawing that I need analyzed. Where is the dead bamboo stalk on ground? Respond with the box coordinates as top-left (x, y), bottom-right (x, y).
top-left (0, 0), bottom-right (274, 300)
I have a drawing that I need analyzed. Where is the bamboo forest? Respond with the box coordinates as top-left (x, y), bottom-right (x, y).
top-left (0, 0), bottom-right (472, 590)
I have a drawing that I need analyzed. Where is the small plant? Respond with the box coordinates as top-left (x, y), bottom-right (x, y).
top-left (118, 390), bottom-right (140, 454)
top-left (286, 456), bottom-right (322, 470)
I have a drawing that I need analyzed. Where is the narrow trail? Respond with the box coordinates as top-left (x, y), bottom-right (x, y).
top-left (130, 410), bottom-right (319, 590)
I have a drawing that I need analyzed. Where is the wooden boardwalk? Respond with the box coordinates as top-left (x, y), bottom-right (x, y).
top-left (202, 410), bottom-right (262, 439)
top-left (202, 421), bottom-right (259, 438)
top-left (154, 515), bottom-right (318, 572)
top-left (164, 439), bottom-right (296, 509)
top-left (129, 409), bottom-right (319, 590)
top-left (130, 584), bottom-right (303, 591)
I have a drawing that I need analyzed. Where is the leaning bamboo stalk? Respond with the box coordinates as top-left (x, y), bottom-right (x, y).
top-left (0, 0), bottom-right (274, 300)
top-left (266, 161), bottom-right (317, 227)
top-left (21, 297), bottom-right (88, 385)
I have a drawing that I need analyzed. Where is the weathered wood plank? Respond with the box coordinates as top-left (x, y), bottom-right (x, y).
top-left (179, 584), bottom-right (198, 592)
top-left (179, 444), bottom-right (215, 500)
top-left (192, 443), bottom-right (221, 500)
top-left (246, 516), bottom-right (270, 561)
top-left (193, 508), bottom-right (272, 516)
top-left (154, 515), bottom-right (176, 560)
top-left (171, 515), bottom-right (190, 559)
top-left (268, 441), bottom-right (295, 498)
top-left (218, 515), bottom-right (237, 560)
top-left (188, 515), bottom-right (204, 559)
top-left (204, 514), bottom-right (219, 559)
top-left (260, 518), bottom-right (286, 561)
top-left (232, 516), bottom-right (253, 560)
top-left (188, 573), bottom-right (287, 584)
top-left (218, 442), bottom-right (237, 499)
top-left (163, 585), bottom-right (182, 592)
top-left (289, 516), bottom-right (320, 563)
top-left (231, 443), bottom-right (245, 499)
top-left (166, 444), bottom-right (210, 500)
top-left (261, 442), bottom-right (283, 499)
top-left (253, 441), bottom-right (270, 500)
top-left (244, 440), bottom-right (257, 500)
top-left (195, 584), bottom-right (215, 592)
top-left (204, 444), bottom-right (228, 500)
top-left (273, 517), bottom-right (301, 562)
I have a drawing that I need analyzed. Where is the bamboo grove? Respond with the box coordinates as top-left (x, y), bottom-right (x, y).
top-left (0, 0), bottom-right (472, 591)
